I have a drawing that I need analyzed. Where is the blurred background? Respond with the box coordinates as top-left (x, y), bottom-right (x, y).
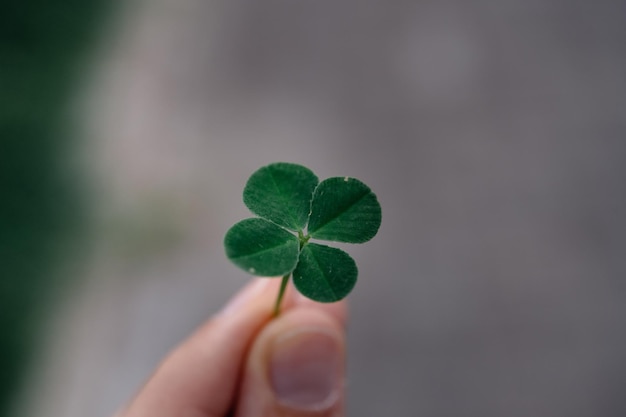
top-left (2, 1), bottom-right (626, 416)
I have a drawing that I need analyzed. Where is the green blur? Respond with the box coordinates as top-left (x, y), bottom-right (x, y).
top-left (0, 1), bottom-right (111, 414)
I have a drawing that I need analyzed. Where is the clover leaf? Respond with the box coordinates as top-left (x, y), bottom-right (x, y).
top-left (224, 162), bottom-right (381, 316)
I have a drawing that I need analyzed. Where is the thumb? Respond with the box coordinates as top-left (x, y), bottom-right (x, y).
top-left (235, 307), bottom-right (346, 417)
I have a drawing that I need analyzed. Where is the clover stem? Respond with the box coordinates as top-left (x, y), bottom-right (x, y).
top-left (298, 230), bottom-right (311, 250)
top-left (273, 273), bottom-right (291, 317)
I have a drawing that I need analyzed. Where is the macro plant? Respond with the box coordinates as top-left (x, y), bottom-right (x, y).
top-left (224, 162), bottom-right (381, 316)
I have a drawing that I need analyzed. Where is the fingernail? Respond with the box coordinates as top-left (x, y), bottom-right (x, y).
top-left (269, 328), bottom-right (343, 411)
top-left (219, 279), bottom-right (270, 316)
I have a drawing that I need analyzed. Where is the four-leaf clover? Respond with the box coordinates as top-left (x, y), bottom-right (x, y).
top-left (224, 162), bottom-right (381, 315)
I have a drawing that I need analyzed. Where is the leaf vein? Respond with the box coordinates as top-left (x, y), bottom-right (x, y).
top-left (230, 239), bottom-right (296, 259)
top-left (308, 246), bottom-right (339, 300)
top-left (311, 190), bottom-right (371, 235)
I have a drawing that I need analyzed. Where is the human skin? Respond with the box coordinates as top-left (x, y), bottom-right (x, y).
top-left (114, 278), bottom-right (347, 417)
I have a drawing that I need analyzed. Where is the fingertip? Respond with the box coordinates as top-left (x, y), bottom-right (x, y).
top-left (121, 277), bottom-right (286, 417)
top-left (218, 277), bottom-right (278, 317)
top-left (235, 307), bottom-right (346, 416)
top-left (293, 290), bottom-right (349, 328)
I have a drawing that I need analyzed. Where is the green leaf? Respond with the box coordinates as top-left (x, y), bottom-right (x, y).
top-left (293, 243), bottom-right (358, 302)
top-left (243, 162), bottom-right (319, 231)
top-left (307, 177), bottom-right (381, 243)
top-left (224, 218), bottom-right (299, 276)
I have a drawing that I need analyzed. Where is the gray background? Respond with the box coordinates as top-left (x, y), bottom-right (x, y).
top-left (15, 1), bottom-right (626, 416)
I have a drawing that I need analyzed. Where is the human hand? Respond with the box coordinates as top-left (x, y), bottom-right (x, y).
top-left (114, 278), bottom-right (347, 417)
